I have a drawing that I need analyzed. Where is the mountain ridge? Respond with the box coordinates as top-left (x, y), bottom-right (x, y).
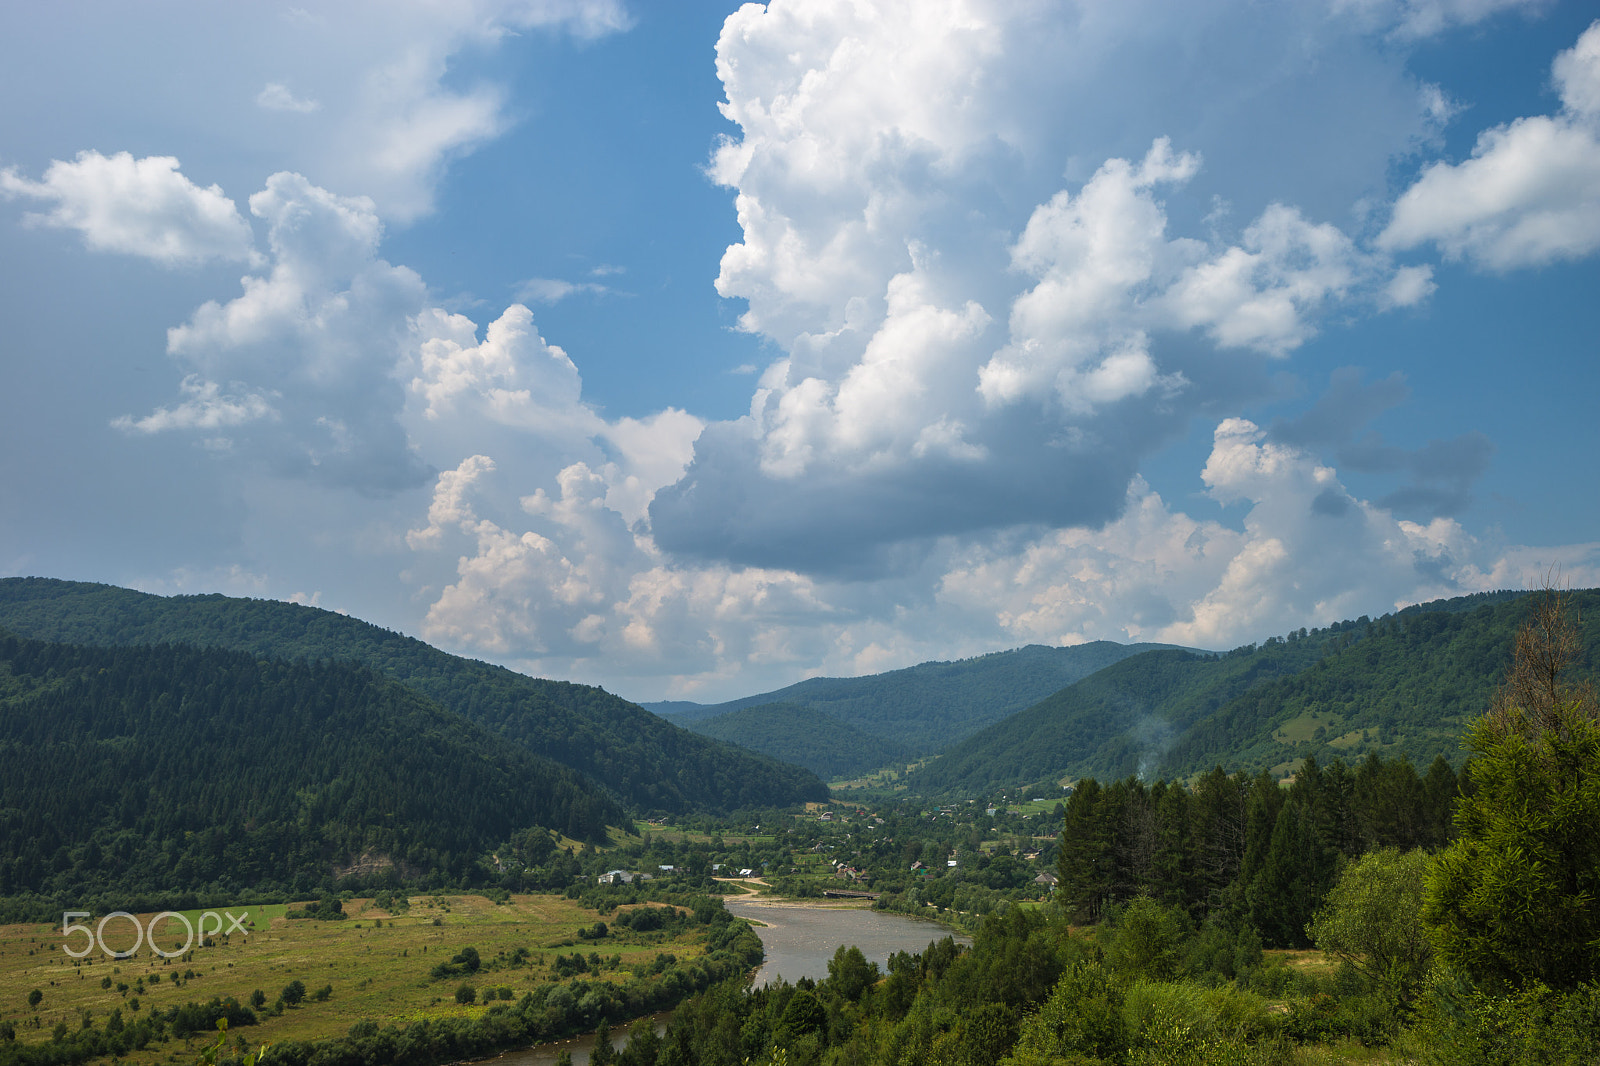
top-left (684, 700), bottom-right (917, 779)
top-left (0, 629), bottom-right (625, 899)
top-left (0, 577), bottom-right (828, 815)
top-left (647, 640), bottom-right (1193, 755)
top-left (906, 588), bottom-right (1600, 795)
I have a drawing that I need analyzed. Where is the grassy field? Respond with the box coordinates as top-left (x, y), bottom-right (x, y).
top-left (628, 822), bottom-right (775, 847)
top-left (0, 893), bottom-right (710, 1065)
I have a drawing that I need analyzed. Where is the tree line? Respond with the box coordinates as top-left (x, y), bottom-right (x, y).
top-left (1055, 751), bottom-right (1459, 948)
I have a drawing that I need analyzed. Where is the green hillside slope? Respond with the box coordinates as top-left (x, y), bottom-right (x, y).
top-left (686, 701), bottom-right (916, 779)
top-left (649, 640), bottom-right (1188, 753)
top-left (0, 578), bottom-right (827, 814)
top-left (910, 589), bottom-right (1600, 794)
top-left (0, 631), bottom-right (625, 900)
top-left (1166, 590), bottom-right (1599, 773)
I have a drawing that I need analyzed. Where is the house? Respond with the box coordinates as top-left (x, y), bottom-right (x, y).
top-left (597, 870), bottom-right (634, 885)
top-left (1033, 872), bottom-right (1059, 887)
top-left (739, 868), bottom-right (755, 878)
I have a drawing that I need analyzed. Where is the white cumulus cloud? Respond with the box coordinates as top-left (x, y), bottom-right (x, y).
top-left (939, 417), bottom-right (1599, 653)
top-left (0, 151), bottom-right (257, 265)
top-left (402, 411), bottom-right (1599, 700)
top-left (130, 171), bottom-right (431, 490)
top-left (1381, 20), bottom-right (1600, 270)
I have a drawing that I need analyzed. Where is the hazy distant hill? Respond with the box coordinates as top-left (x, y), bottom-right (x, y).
top-left (687, 701), bottom-right (916, 779)
top-left (0, 630), bottom-right (626, 899)
top-left (647, 640), bottom-right (1188, 755)
top-left (909, 589), bottom-right (1600, 794)
top-left (0, 578), bottom-right (828, 815)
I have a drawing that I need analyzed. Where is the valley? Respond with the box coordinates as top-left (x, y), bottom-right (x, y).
top-left (0, 579), bottom-right (1597, 1065)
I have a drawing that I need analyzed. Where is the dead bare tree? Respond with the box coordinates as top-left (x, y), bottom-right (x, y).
top-left (1487, 580), bottom-right (1597, 745)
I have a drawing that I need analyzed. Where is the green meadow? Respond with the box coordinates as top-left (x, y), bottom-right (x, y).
top-left (0, 894), bottom-right (712, 1066)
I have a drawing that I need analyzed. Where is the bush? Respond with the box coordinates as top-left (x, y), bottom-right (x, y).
top-left (1404, 980), bottom-right (1600, 1064)
top-left (455, 985), bottom-right (477, 1005)
top-left (1102, 896), bottom-right (1190, 981)
top-left (1008, 962), bottom-right (1126, 1064)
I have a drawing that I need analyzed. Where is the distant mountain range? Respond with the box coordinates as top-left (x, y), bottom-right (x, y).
top-left (647, 640), bottom-right (1188, 774)
top-left (683, 701), bottom-right (918, 779)
top-left (643, 588), bottom-right (1595, 793)
top-left (0, 578), bottom-right (829, 822)
top-left (4, 576), bottom-right (1588, 857)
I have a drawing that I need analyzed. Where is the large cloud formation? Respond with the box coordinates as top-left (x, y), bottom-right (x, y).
top-left (650, 1), bottom-right (1436, 572)
top-left (14, 3), bottom-right (1600, 700)
top-left (400, 12), bottom-right (1600, 696)
top-left (118, 171), bottom-right (431, 491)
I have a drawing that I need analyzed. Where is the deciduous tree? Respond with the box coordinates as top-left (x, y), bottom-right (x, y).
top-left (1308, 847), bottom-right (1433, 1004)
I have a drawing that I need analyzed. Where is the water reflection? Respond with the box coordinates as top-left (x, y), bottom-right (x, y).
top-left (725, 901), bottom-right (970, 986)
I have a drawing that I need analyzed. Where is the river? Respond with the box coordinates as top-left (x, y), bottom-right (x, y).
top-left (490, 899), bottom-right (969, 1065)
top-left (724, 899), bottom-right (970, 986)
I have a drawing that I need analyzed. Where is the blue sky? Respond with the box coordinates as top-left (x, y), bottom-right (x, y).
top-left (2, 0), bottom-right (1598, 702)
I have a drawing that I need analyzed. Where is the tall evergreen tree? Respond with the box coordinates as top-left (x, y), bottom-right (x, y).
top-left (1424, 590), bottom-right (1600, 991)
top-left (1057, 778), bottom-right (1113, 922)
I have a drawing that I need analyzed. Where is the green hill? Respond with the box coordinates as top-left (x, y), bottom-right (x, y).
top-left (685, 701), bottom-right (916, 779)
top-left (0, 578), bottom-right (828, 815)
top-left (0, 630), bottom-right (625, 900)
top-left (909, 589), bottom-right (1600, 795)
top-left (648, 640), bottom-right (1187, 755)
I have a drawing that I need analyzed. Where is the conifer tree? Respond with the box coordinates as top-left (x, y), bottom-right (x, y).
top-left (1423, 588), bottom-right (1600, 990)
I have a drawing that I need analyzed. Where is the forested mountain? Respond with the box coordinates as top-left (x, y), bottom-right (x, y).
top-left (0, 578), bottom-right (827, 814)
top-left (647, 640), bottom-right (1186, 753)
top-left (0, 630), bottom-right (625, 899)
top-left (685, 701), bottom-right (916, 779)
top-left (910, 589), bottom-right (1600, 794)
